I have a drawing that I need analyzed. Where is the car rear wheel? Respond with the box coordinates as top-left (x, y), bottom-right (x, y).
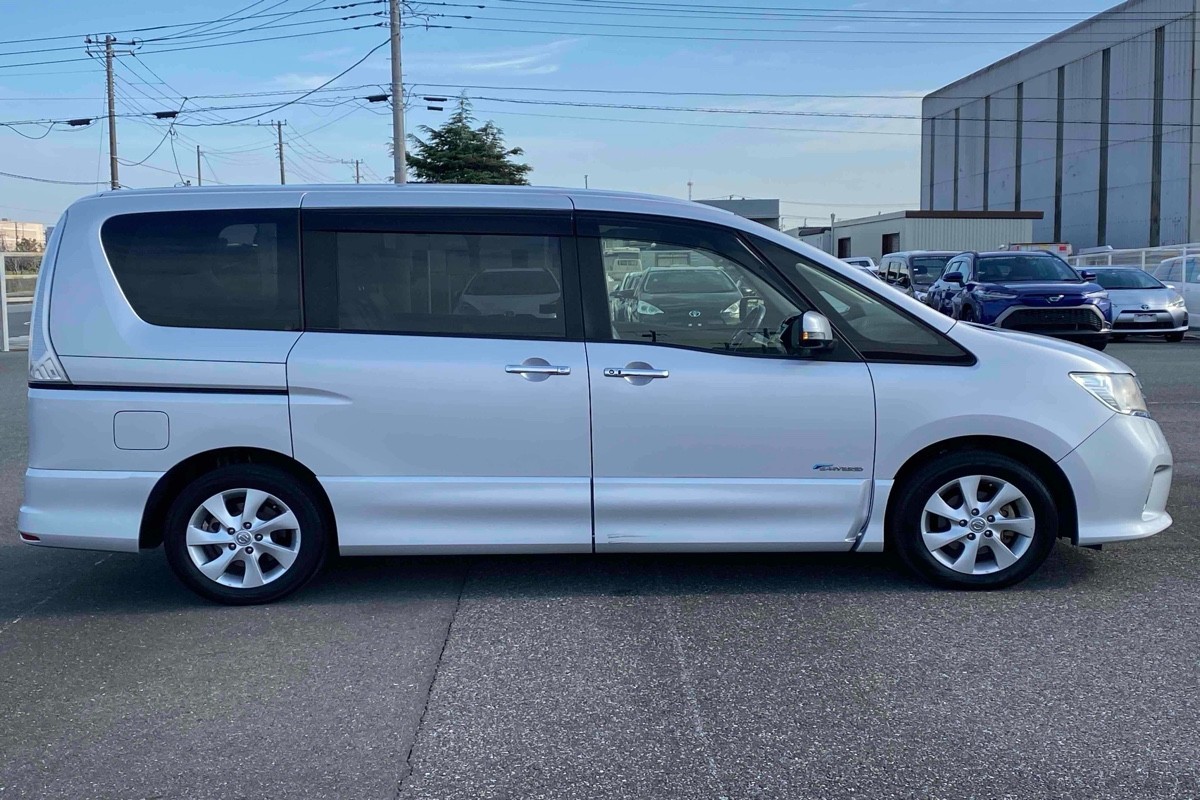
top-left (163, 465), bottom-right (330, 605)
top-left (1166, 332), bottom-right (1185, 342)
top-left (1087, 340), bottom-right (1108, 351)
top-left (891, 451), bottom-right (1058, 589)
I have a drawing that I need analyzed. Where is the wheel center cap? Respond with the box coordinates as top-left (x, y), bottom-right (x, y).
top-left (970, 519), bottom-right (987, 533)
top-left (235, 531), bottom-right (253, 546)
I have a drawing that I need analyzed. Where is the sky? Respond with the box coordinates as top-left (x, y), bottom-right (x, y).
top-left (0, 0), bottom-right (1117, 228)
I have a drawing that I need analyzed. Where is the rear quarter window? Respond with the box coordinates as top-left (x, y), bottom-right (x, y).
top-left (101, 209), bottom-right (301, 330)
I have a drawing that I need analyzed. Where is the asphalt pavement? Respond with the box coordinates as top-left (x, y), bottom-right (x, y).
top-left (3, 302), bottom-right (30, 344)
top-left (1, 339), bottom-right (1198, 799)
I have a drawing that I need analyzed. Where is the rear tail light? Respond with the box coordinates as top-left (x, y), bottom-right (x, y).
top-left (27, 213), bottom-right (70, 385)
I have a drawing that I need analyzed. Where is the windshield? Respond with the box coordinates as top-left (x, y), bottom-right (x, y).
top-left (1092, 268), bottom-right (1164, 290)
top-left (975, 255), bottom-right (1081, 283)
top-left (644, 270), bottom-right (737, 294)
top-left (909, 256), bottom-right (951, 285)
top-left (466, 270), bottom-right (559, 296)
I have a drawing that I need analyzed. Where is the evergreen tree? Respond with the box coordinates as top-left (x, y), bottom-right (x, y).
top-left (402, 97), bottom-right (531, 185)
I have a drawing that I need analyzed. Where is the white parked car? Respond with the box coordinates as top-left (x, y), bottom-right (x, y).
top-left (21, 186), bottom-right (1173, 603)
top-left (842, 256), bottom-right (878, 275)
top-left (1151, 256), bottom-right (1199, 331)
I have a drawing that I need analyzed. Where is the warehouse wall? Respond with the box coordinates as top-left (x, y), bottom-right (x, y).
top-left (921, 0), bottom-right (1198, 249)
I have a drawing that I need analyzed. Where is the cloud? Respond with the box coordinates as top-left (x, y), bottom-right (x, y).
top-left (407, 39), bottom-right (577, 76)
top-left (301, 46), bottom-right (355, 63)
top-left (268, 73), bottom-right (334, 90)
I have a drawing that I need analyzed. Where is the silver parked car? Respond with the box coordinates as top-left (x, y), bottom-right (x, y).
top-left (20, 185), bottom-right (1173, 603)
top-left (1091, 267), bottom-right (1189, 342)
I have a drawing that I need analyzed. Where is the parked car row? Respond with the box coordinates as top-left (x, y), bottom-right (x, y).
top-left (840, 249), bottom-right (1190, 349)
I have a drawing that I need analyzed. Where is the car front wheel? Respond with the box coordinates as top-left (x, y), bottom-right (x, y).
top-left (891, 451), bottom-right (1059, 589)
top-left (163, 465), bottom-right (330, 605)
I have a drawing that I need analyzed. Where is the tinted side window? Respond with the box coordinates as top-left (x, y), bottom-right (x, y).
top-left (749, 236), bottom-right (974, 364)
top-left (101, 210), bottom-right (300, 330)
top-left (304, 229), bottom-right (567, 338)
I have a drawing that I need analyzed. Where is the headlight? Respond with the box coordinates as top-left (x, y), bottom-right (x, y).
top-left (721, 300), bottom-right (741, 321)
top-left (1167, 294), bottom-right (1186, 309)
top-left (1085, 290), bottom-right (1109, 299)
top-left (977, 289), bottom-right (1018, 300)
top-left (636, 300), bottom-right (663, 316)
top-left (1070, 372), bottom-right (1149, 417)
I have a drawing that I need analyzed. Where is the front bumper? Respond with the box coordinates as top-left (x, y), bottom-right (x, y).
top-left (1112, 308), bottom-right (1188, 335)
top-left (1057, 414), bottom-right (1173, 546)
top-left (18, 468), bottom-right (159, 553)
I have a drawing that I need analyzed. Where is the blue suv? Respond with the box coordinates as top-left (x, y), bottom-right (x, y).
top-left (925, 251), bottom-right (1113, 350)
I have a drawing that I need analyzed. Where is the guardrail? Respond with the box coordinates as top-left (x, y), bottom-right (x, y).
top-left (2, 252), bottom-right (41, 352)
top-left (1068, 244), bottom-right (1199, 271)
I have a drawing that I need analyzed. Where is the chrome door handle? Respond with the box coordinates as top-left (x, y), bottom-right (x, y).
top-left (604, 367), bottom-right (669, 379)
top-left (506, 364), bottom-right (571, 376)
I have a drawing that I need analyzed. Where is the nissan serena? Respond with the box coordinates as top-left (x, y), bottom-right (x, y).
top-left (20, 186), bottom-right (1173, 603)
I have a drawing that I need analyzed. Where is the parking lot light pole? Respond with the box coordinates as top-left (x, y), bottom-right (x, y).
top-left (1, 253), bottom-right (9, 353)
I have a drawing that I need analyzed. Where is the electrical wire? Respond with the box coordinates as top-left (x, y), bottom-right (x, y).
top-left (0, 169), bottom-right (103, 186)
top-left (175, 38), bottom-right (389, 126)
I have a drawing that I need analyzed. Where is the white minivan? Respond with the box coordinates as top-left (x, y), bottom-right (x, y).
top-left (20, 186), bottom-right (1173, 604)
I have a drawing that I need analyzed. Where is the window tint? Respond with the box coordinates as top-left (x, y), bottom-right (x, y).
top-left (305, 230), bottom-right (566, 338)
top-left (975, 254), bottom-right (1080, 282)
top-left (1187, 258), bottom-right (1200, 284)
top-left (601, 236), bottom-right (809, 356)
top-left (749, 236), bottom-right (974, 364)
top-left (1155, 261), bottom-right (1182, 282)
top-left (643, 269), bottom-right (736, 293)
top-left (1091, 269), bottom-right (1163, 290)
top-left (101, 209), bottom-right (300, 330)
top-left (910, 256), bottom-right (951, 285)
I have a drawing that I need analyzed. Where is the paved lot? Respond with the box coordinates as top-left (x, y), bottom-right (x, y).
top-left (1, 339), bottom-right (1198, 799)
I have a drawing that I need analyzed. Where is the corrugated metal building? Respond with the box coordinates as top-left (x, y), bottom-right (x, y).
top-left (697, 198), bottom-right (782, 230)
top-left (921, 0), bottom-right (1199, 250)
top-left (786, 210), bottom-right (1040, 262)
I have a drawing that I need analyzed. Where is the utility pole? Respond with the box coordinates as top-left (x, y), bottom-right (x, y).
top-left (196, 145), bottom-right (202, 186)
top-left (584, 174), bottom-right (588, 189)
top-left (389, 0), bottom-right (406, 184)
top-left (276, 121), bottom-right (285, 185)
top-left (105, 36), bottom-right (119, 190)
top-left (687, 180), bottom-right (693, 201)
top-left (354, 159), bottom-right (361, 184)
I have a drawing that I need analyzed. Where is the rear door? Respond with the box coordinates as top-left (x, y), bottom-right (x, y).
top-left (288, 201), bottom-right (593, 553)
top-left (577, 214), bottom-right (876, 551)
top-left (1186, 258), bottom-right (1200, 329)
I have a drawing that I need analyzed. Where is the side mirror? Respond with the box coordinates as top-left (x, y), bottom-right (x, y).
top-left (1080, 270), bottom-right (1097, 280)
top-left (943, 271), bottom-right (964, 284)
top-left (613, 289), bottom-right (634, 299)
top-left (1165, 283), bottom-right (1179, 291)
top-left (740, 286), bottom-right (758, 297)
top-left (897, 275), bottom-right (911, 287)
top-left (782, 311), bottom-right (837, 356)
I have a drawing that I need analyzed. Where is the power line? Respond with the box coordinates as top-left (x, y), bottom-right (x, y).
top-left (175, 38), bottom-right (390, 126)
top-left (0, 1), bottom-right (386, 47)
top-left (490, 0), bottom-right (1199, 17)
top-left (0, 168), bottom-right (104, 186)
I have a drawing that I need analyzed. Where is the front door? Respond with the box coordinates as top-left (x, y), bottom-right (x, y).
top-left (579, 215), bottom-right (877, 551)
top-left (288, 208), bottom-right (592, 553)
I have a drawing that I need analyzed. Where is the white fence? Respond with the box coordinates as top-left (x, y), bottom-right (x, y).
top-left (2, 252), bottom-right (41, 352)
top-left (1068, 244), bottom-right (1199, 271)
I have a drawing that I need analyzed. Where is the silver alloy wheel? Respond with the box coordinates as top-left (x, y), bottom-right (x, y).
top-left (920, 474), bottom-right (1036, 575)
top-left (185, 488), bottom-right (302, 589)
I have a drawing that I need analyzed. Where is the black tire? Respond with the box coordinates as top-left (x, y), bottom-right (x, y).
top-left (890, 451), bottom-right (1059, 590)
top-left (1166, 332), bottom-right (1185, 342)
top-left (1087, 340), bottom-right (1108, 351)
top-left (1110, 334), bottom-right (1127, 342)
top-left (958, 305), bottom-right (975, 323)
top-left (163, 464), bottom-right (330, 605)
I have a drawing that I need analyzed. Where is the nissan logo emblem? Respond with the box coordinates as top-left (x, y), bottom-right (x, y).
top-left (1141, 304), bottom-right (1151, 310)
top-left (689, 310), bottom-right (702, 318)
